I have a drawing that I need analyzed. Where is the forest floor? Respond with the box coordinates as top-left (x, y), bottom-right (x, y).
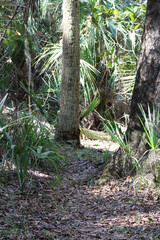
top-left (0, 138), bottom-right (160, 240)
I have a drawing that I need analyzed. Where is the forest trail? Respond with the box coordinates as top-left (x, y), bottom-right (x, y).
top-left (0, 140), bottom-right (160, 240)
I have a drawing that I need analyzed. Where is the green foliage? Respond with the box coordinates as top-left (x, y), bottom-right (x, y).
top-left (1, 112), bottom-right (64, 192)
top-left (35, 42), bottom-right (99, 105)
top-left (0, 0), bottom-right (149, 192)
top-left (138, 104), bottom-right (160, 187)
top-left (80, 95), bottom-right (100, 120)
top-left (138, 104), bottom-right (160, 150)
top-left (80, 0), bottom-right (146, 99)
top-left (35, 42), bottom-right (62, 74)
top-left (0, 0), bottom-right (62, 102)
top-left (33, 0), bottom-right (146, 117)
top-left (103, 114), bottom-right (130, 153)
top-left (0, 0), bottom-right (146, 129)
top-left (0, 94), bottom-right (8, 111)
top-left (103, 103), bottom-right (160, 190)
top-left (102, 150), bottom-right (111, 164)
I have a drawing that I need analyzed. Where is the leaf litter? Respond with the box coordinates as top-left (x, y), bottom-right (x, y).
top-left (0, 139), bottom-right (160, 240)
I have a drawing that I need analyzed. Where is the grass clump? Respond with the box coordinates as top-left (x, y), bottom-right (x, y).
top-left (0, 109), bottom-right (64, 192)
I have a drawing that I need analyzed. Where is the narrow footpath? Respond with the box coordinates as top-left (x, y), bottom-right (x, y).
top-left (0, 141), bottom-right (160, 239)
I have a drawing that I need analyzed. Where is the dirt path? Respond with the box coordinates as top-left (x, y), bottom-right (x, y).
top-left (0, 142), bottom-right (160, 239)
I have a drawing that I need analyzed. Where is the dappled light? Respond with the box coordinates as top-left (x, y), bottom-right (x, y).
top-left (1, 144), bottom-right (159, 239)
top-left (1, 0), bottom-right (160, 239)
top-left (81, 138), bottom-right (120, 152)
top-left (29, 170), bottom-right (50, 178)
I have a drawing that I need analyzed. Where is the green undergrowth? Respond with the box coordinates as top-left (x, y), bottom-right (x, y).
top-left (102, 104), bottom-right (160, 195)
top-left (0, 105), bottom-right (65, 192)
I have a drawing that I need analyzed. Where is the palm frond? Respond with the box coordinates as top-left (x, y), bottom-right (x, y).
top-left (138, 104), bottom-right (160, 150)
top-left (80, 95), bottom-right (100, 120)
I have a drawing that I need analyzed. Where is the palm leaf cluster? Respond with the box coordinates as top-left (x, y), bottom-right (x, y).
top-left (0, 0), bottom-right (147, 117)
top-left (35, 0), bottom-right (146, 108)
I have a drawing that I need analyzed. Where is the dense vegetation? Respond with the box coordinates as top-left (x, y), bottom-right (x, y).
top-left (1, 0), bottom-right (159, 193)
top-left (1, 1), bottom-right (160, 239)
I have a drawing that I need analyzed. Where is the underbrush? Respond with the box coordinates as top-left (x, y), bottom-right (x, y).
top-left (0, 99), bottom-right (65, 192)
top-left (103, 104), bottom-right (160, 196)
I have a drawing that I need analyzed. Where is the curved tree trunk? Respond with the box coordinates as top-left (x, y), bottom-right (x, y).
top-left (56, 0), bottom-right (80, 143)
top-left (100, 0), bottom-right (160, 183)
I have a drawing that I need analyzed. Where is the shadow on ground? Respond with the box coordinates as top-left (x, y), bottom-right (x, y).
top-left (0, 144), bottom-right (160, 239)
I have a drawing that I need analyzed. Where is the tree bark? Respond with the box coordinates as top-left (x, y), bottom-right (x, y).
top-left (56, 0), bottom-right (80, 143)
top-left (100, 0), bottom-right (160, 182)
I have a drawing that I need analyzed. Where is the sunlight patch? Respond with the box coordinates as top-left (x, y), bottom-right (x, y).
top-left (29, 170), bottom-right (50, 178)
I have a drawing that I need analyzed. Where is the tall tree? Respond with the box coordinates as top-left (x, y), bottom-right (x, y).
top-left (56, 0), bottom-right (80, 143)
top-left (101, 0), bottom-right (160, 182)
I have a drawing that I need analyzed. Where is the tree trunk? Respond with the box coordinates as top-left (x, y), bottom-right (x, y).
top-left (100, 0), bottom-right (160, 183)
top-left (56, 0), bottom-right (80, 143)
